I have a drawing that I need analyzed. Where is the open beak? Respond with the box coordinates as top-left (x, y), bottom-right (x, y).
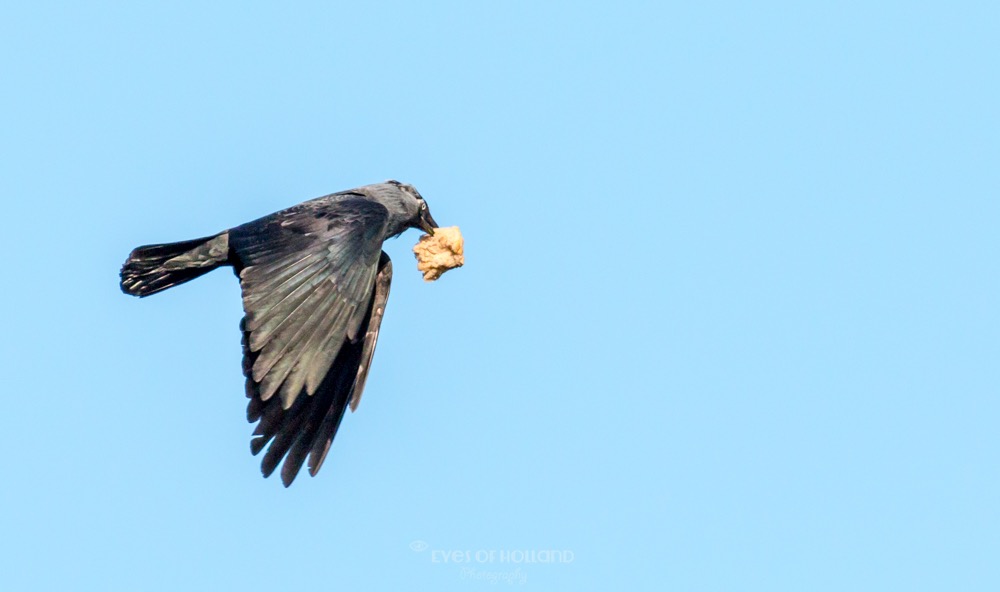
top-left (418, 208), bottom-right (439, 235)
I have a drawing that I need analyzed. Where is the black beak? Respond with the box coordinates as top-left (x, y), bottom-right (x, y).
top-left (418, 208), bottom-right (439, 235)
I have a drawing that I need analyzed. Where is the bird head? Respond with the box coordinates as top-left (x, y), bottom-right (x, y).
top-left (372, 180), bottom-right (439, 237)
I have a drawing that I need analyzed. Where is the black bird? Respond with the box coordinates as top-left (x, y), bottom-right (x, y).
top-left (121, 181), bottom-right (439, 486)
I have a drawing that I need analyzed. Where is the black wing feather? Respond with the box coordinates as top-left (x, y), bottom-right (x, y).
top-left (229, 198), bottom-right (394, 485)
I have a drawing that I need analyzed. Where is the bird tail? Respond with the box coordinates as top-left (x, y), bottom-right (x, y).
top-left (120, 233), bottom-right (230, 297)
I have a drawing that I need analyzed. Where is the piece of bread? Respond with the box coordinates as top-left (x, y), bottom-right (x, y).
top-left (412, 226), bottom-right (464, 281)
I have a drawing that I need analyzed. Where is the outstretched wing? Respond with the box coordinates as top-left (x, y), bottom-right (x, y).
top-left (229, 197), bottom-right (392, 485)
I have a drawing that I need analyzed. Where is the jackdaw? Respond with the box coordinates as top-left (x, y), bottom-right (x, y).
top-left (120, 180), bottom-right (439, 486)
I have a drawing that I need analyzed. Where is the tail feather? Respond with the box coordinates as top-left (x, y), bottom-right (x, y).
top-left (121, 233), bottom-right (230, 297)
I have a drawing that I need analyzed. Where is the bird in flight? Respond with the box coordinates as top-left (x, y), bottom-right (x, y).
top-left (121, 181), bottom-right (440, 486)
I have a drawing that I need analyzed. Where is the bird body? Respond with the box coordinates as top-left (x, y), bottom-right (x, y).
top-left (121, 181), bottom-right (439, 486)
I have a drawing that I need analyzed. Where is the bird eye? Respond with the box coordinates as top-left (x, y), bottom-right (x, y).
top-left (420, 202), bottom-right (427, 211)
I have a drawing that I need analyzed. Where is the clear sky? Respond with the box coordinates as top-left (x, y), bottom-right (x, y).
top-left (1, 1), bottom-right (997, 590)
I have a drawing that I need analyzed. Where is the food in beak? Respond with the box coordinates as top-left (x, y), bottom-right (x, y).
top-left (412, 226), bottom-right (464, 281)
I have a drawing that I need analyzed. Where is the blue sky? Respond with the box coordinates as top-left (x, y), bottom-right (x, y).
top-left (1, 1), bottom-right (998, 590)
